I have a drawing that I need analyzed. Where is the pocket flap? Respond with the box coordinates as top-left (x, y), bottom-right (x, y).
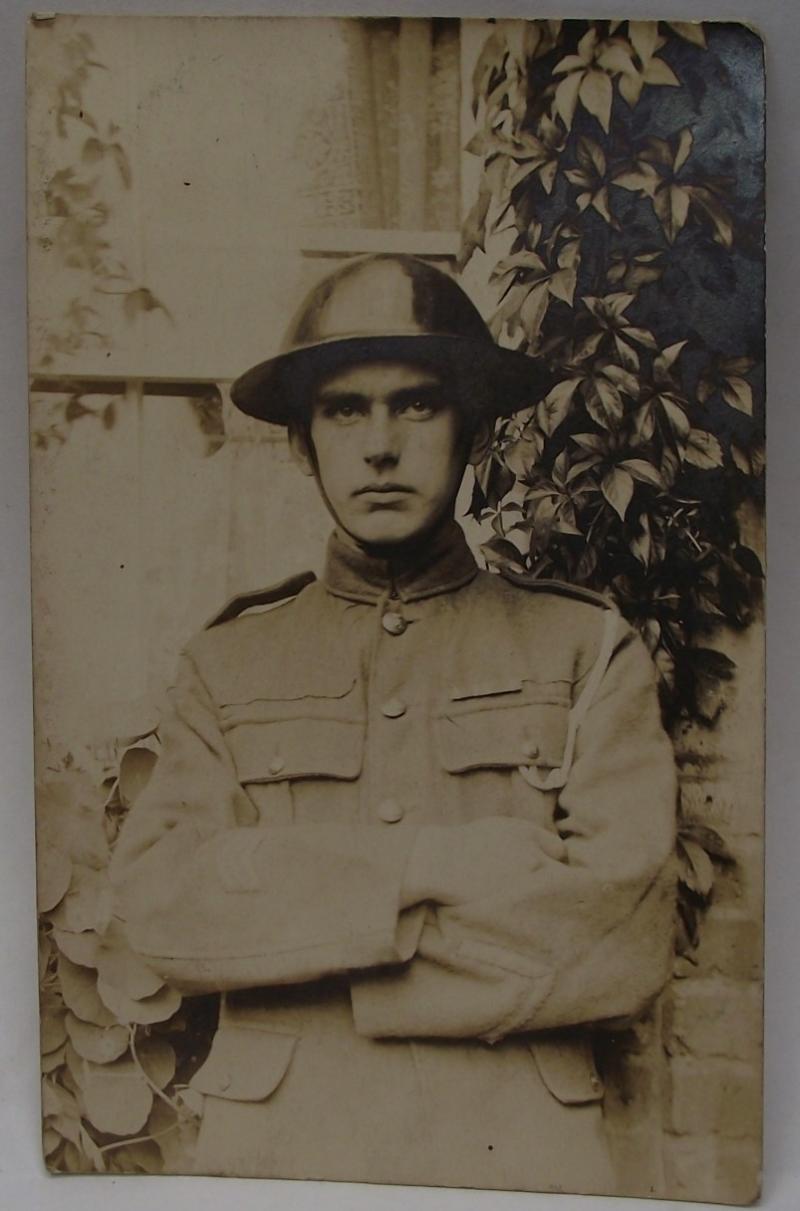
top-left (529, 1031), bottom-right (604, 1105)
top-left (437, 701), bottom-right (568, 774)
top-left (228, 718), bottom-right (364, 782)
top-left (190, 1025), bottom-right (297, 1101)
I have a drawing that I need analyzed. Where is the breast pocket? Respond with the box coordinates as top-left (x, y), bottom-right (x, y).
top-left (435, 681), bottom-right (571, 779)
top-left (220, 675), bottom-right (365, 823)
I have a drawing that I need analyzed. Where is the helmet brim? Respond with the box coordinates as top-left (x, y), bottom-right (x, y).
top-left (230, 333), bottom-right (553, 426)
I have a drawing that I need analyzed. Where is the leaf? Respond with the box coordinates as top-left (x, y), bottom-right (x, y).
top-left (540, 378), bottom-right (582, 435)
top-left (579, 69), bottom-right (614, 132)
top-left (721, 377), bottom-right (753, 415)
top-left (79, 1125), bottom-right (107, 1174)
top-left (97, 980), bottom-right (182, 1026)
top-left (123, 288), bottom-right (169, 322)
top-left (654, 341), bottom-right (688, 380)
top-left (58, 955), bottom-right (117, 1027)
top-left (688, 186), bottom-right (734, 248)
top-left (539, 159), bottom-right (558, 194)
top-left (520, 280), bottom-right (550, 343)
top-left (633, 402), bottom-right (656, 443)
top-left (548, 267), bottom-right (577, 306)
top-left (690, 647), bottom-right (737, 681)
top-left (653, 184), bottom-right (691, 243)
top-left (645, 58), bottom-right (680, 88)
top-left (618, 70), bottom-right (645, 108)
top-left (37, 844), bottom-right (73, 913)
top-left (574, 332), bottom-right (605, 363)
top-left (680, 822), bottom-right (734, 863)
top-left (624, 325), bottom-right (658, 350)
top-left (613, 164), bottom-right (660, 197)
top-left (505, 430), bottom-right (543, 479)
top-left (118, 746), bottom-right (158, 808)
top-left (630, 514), bottom-right (652, 566)
top-left (53, 928), bottom-right (99, 967)
top-left (110, 143), bottom-right (132, 188)
top-left (36, 774), bottom-right (109, 869)
top-left (41, 1009), bottom-right (68, 1055)
top-left (659, 395), bottom-right (691, 441)
top-left (596, 42), bottom-right (636, 76)
top-left (614, 336), bottom-right (640, 372)
top-left (136, 1036), bottom-right (176, 1089)
top-left (96, 925), bottom-right (164, 1000)
top-left (48, 865), bottom-right (113, 935)
top-left (601, 365), bottom-right (639, 397)
top-left (733, 546), bottom-right (764, 578)
top-left (82, 1056), bottom-right (153, 1136)
top-left (668, 21), bottom-right (707, 48)
top-left (619, 459), bottom-right (664, 488)
top-left (684, 429), bottom-right (723, 470)
top-left (679, 838), bottom-right (715, 897)
top-left (674, 128), bottom-right (694, 172)
top-left (584, 376), bottom-right (624, 428)
top-left (491, 250), bottom-right (548, 281)
top-left (629, 22), bottom-right (659, 65)
top-left (554, 71), bottom-right (583, 129)
top-left (42, 1075), bottom-right (80, 1120)
top-left (571, 432), bottom-right (606, 453)
top-left (65, 1011), bottom-right (129, 1064)
top-left (81, 137), bottom-right (105, 164)
top-left (601, 468), bottom-right (635, 520)
top-left (458, 181), bottom-right (491, 269)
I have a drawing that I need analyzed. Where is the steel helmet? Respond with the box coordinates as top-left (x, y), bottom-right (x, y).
top-left (230, 253), bottom-right (552, 425)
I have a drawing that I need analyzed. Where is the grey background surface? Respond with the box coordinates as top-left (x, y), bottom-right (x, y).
top-left (1, 2), bottom-right (795, 1209)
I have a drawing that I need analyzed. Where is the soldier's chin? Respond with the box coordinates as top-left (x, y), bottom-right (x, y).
top-left (339, 507), bottom-right (434, 549)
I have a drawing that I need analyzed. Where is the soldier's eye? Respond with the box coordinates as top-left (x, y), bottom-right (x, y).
top-left (397, 395), bottom-right (443, 420)
top-left (321, 400), bottom-right (363, 423)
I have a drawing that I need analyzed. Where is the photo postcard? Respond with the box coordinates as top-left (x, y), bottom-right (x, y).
top-left (28, 13), bottom-right (765, 1203)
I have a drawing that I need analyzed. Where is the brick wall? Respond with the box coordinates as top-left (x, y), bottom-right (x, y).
top-left (603, 616), bottom-right (764, 1203)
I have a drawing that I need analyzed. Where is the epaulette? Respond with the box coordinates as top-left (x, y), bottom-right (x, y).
top-left (499, 569), bottom-right (615, 610)
top-left (204, 571), bottom-right (317, 629)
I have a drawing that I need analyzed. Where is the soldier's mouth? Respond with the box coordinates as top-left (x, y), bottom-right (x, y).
top-left (354, 484), bottom-right (415, 496)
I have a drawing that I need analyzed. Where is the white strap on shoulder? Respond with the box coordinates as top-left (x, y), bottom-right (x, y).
top-left (519, 606), bottom-right (620, 792)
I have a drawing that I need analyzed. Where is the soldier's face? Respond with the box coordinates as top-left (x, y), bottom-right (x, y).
top-left (290, 360), bottom-right (487, 547)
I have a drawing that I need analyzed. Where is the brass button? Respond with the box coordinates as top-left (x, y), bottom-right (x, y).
top-left (381, 611), bottom-right (407, 636)
top-left (268, 755), bottom-right (285, 776)
top-left (381, 698), bottom-right (407, 719)
top-left (522, 740), bottom-right (540, 762)
top-left (377, 798), bottom-right (404, 824)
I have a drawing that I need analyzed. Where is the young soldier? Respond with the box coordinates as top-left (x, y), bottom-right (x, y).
top-left (111, 254), bottom-right (677, 1194)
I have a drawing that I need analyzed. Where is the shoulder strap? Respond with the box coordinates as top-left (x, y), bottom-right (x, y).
top-left (204, 570), bottom-right (317, 629)
top-left (499, 568), bottom-right (613, 611)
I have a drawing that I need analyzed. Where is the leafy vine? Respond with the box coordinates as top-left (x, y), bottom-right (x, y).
top-left (460, 18), bottom-right (764, 949)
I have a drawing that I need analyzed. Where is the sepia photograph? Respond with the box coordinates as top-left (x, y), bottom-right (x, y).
top-left (27, 13), bottom-right (765, 1204)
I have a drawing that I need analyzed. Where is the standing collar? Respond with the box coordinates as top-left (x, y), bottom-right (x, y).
top-left (322, 519), bottom-right (478, 604)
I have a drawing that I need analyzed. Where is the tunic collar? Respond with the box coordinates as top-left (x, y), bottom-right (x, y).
top-left (322, 519), bottom-right (478, 605)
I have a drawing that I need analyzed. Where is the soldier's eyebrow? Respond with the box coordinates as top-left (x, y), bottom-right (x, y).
top-left (314, 390), bottom-right (367, 408)
top-left (388, 385), bottom-right (447, 408)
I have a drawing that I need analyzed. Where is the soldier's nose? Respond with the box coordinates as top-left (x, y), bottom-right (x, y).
top-left (362, 409), bottom-right (400, 467)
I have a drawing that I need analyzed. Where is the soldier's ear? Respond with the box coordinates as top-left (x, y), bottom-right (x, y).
top-left (466, 415), bottom-right (493, 466)
top-left (288, 424), bottom-right (316, 477)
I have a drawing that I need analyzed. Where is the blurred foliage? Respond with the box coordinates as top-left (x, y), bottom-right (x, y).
top-left (37, 29), bottom-right (170, 372)
top-left (31, 28), bottom-right (213, 452)
top-left (461, 18), bottom-right (764, 957)
top-left (37, 742), bottom-right (216, 1173)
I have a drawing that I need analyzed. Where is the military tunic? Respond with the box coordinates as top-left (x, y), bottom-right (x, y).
top-left (110, 521), bottom-right (677, 1193)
